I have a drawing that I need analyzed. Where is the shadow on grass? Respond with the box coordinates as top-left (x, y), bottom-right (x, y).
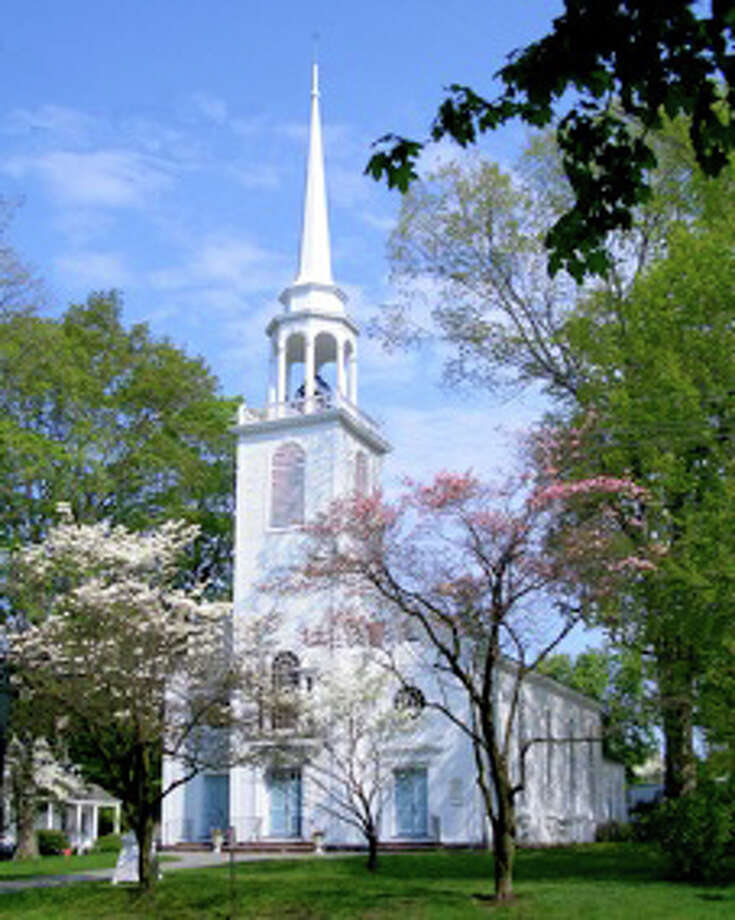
top-left (324, 844), bottom-right (668, 885)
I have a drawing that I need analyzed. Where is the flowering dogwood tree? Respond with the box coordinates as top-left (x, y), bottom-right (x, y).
top-left (8, 519), bottom-right (267, 890)
top-left (303, 654), bottom-right (421, 872)
top-left (297, 462), bottom-right (657, 900)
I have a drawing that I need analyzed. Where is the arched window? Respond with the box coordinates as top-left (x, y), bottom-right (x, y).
top-left (271, 443), bottom-right (305, 528)
top-left (272, 651), bottom-right (300, 730)
top-left (355, 450), bottom-right (368, 495)
top-left (393, 685), bottom-right (425, 717)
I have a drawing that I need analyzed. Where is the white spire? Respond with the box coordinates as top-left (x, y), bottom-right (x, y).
top-left (294, 62), bottom-right (332, 285)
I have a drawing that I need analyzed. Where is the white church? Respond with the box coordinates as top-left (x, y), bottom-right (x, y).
top-left (161, 66), bottom-right (627, 851)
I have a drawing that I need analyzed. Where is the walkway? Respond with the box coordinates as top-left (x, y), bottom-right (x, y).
top-left (0, 848), bottom-right (317, 892)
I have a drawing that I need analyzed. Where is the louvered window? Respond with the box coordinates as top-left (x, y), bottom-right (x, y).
top-left (271, 443), bottom-right (305, 528)
top-left (355, 450), bottom-right (368, 495)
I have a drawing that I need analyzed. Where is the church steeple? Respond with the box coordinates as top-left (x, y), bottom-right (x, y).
top-left (257, 62), bottom-right (386, 425)
top-left (279, 63), bottom-right (346, 315)
top-left (294, 62), bottom-right (332, 286)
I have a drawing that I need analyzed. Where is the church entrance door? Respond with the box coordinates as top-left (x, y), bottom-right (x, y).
top-left (269, 769), bottom-right (302, 837)
top-left (202, 774), bottom-right (230, 838)
top-left (395, 767), bottom-right (428, 837)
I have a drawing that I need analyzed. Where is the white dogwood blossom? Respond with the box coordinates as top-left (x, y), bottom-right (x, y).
top-left (8, 519), bottom-right (270, 890)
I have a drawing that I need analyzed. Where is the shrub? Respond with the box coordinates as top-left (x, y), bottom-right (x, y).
top-left (629, 798), bottom-right (664, 843)
top-left (656, 782), bottom-right (733, 883)
top-left (37, 829), bottom-right (70, 856)
top-left (93, 832), bottom-right (123, 853)
top-left (595, 820), bottom-right (633, 843)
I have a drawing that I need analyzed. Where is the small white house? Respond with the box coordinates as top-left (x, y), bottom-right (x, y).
top-left (3, 745), bottom-right (122, 852)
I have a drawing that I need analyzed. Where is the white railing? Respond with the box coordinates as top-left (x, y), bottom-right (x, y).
top-left (237, 392), bottom-right (381, 434)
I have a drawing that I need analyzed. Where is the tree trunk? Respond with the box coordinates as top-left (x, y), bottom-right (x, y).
top-left (136, 815), bottom-right (156, 891)
top-left (661, 691), bottom-right (697, 798)
top-left (11, 740), bottom-right (38, 861)
top-left (656, 641), bottom-right (697, 798)
top-left (14, 787), bottom-right (37, 861)
top-left (366, 830), bottom-right (378, 872)
top-left (491, 790), bottom-right (516, 901)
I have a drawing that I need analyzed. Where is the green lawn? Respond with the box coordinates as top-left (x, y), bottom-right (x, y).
top-left (0, 845), bottom-right (732, 919)
top-left (0, 850), bottom-right (118, 879)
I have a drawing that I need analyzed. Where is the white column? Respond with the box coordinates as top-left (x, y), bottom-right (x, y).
top-left (267, 344), bottom-right (277, 410)
top-left (348, 343), bottom-right (358, 405)
top-left (276, 337), bottom-right (287, 415)
top-left (336, 339), bottom-right (346, 401)
top-left (304, 334), bottom-right (315, 413)
top-left (93, 805), bottom-right (99, 841)
top-left (75, 803), bottom-right (82, 847)
top-left (114, 804), bottom-right (121, 834)
top-left (46, 801), bottom-right (53, 830)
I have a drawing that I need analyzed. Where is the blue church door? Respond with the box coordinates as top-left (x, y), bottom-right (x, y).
top-left (395, 767), bottom-right (428, 838)
top-left (270, 769), bottom-right (302, 837)
top-left (202, 774), bottom-right (230, 837)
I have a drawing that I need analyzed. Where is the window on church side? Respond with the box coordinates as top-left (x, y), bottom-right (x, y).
top-left (272, 651), bottom-right (300, 730)
top-left (568, 718), bottom-right (576, 802)
top-left (355, 450), bottom-right (368, 494)
top-left (271, 443), bottom-right (305, 528)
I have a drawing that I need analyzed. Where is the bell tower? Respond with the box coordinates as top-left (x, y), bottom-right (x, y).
top-left (232, 61), bottom-right (390, 639)
top-left (222, 63), bottom-right (390, 843)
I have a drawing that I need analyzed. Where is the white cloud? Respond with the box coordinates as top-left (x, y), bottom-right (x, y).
top-left (328, 164), bottom-right (372, 209)
top-left (276, 122), bottom-right (307, 144)
top-left (230, 114), bottom-right (271, 138)
top-left (229, 163), bottom-right (281, 189)
top-left (360, 211), bottom-right (396, 233)
top-left (2, 105), bottom-right (94, 141)
top-left (191, 92), bottom-right (229, 125)
top-left (54, 250), bottom-right (132, 290)
top-left (194, 238), bottom-right (282, 288)
top-left (380, 402), bottom-right (538, 491)
top-left (3, 149), bottom-right (173, 208)
top-left (148, 233), bottom-right (288, 297)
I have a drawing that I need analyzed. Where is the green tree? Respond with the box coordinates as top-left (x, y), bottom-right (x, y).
top-left (378, 142), bottom-right (734, 799)
top-left (561, 224), bottom-right (735, 796)
top-left (698, 635), bottom-right (735, 778)
top-left (367, 1), bottom-right (735, 281)
top-left (378, 126), bottom-right (717, 403)
top-left (539, 648), bottom-right (658, 781)
top-left (0, 290), bottom-right (237, 850)
top-left (0, 291), bottom-right (237, 593)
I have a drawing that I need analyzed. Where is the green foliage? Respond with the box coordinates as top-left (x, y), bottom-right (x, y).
top-left (564, 220), bottom-right (735, 795)
top-left (0, 291), bottom-right (237, 599)
top-left (628, 799), bottom-right (664, 844)
top-left (655, 783), bottom-right (733, 883)
top-left (93, 833), bottom-right (122, 854)
top-left (538, 648), bottom-right (658, 779)
top-left (35, 829), bottom-right (69, 856)
top-left (367, 2), bottom-right (735, 281)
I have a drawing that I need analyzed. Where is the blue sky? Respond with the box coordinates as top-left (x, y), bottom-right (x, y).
top-left (2, 0), bottom-right (564, 489)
